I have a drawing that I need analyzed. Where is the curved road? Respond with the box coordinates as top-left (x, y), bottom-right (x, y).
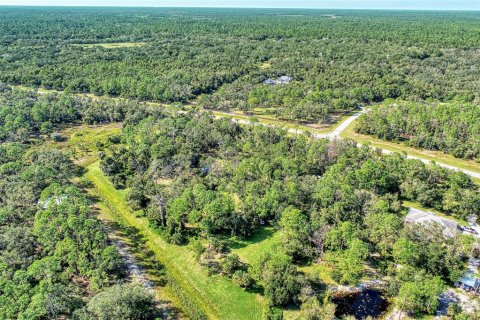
top-left (223, 108), bottom-right (480, 179)
top-left (15, 85), bottom-right (480, 179)
top-left (376, 146), bottom-right (480, 179)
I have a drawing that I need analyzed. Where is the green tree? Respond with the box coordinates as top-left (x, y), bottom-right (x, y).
top-left (74, 284), bottom-right (156, 320)
top-left (279, 207), bottom-right (312, 259)
top-left (333, 239), bottom-right (369, 285)
top-left (253, 251), bottom-right (300, 306)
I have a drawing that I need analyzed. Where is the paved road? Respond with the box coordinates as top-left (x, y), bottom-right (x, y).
top-left (357, 143), bottom-right (480, 179)
top-left (327, 108), bottom-right (365, 139)
top-left (224, 109), bottom-right (480, 179)
top-left (16, 85), bottom-right (480, 179)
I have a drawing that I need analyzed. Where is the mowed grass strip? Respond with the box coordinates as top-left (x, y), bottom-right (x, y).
top-left (340, 119), bottom-right (480, 176)
top-left (85, 162), bottom-right (264, 320)
top-left (228, 227), bottom-right (281, 265)
top-left (211, 110), bottom-right (347, 135)
top-left (94, 201), bottom-right (188, 319)
top-left (71, 42), bottom-right (146, 48)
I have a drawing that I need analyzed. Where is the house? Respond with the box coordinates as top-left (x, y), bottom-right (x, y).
top-left (277, 76), bottom-right (292, 84)
top-left (405, 208), bottom-right (458, 238)
top-left (263, 79), bottom-right (276, 85)
top-left (262, 76), bottom-right (292, 86)
top-left (456, 258), bottom-right (480, 293)
top-left (458, 271), bottom-right (480, 292)
top-left (38, 195), bottom-right (68, 209)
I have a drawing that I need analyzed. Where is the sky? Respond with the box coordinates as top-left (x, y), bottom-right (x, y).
top-left (1, 0), bottom-right (479, 10)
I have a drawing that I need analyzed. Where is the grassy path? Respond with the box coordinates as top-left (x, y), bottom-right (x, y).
top-left (12, 84), bottom-right (343, 135)
top-left (211, 110), bottom-right (348, 135)
top-left (94, 201), bottom-right (187, 319)
top-left (84, 162), bottom-right (264, 320)
top-left (14, 84), bottom-right (480, 181)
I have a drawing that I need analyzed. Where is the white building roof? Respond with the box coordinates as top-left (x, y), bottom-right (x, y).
top-left (405, 208), bottom-right (458, 237)
top-left (277, 76), bottom-right (292, 82)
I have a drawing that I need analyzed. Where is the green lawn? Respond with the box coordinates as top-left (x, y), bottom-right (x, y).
top-left (211, 110), bottom-right (349, 135)
top-left (84, 162), bottom-right (265, 320)
top-left (340, 120), bottom-right (480, 176)
top-left (227, 226), bottom-right (282, 265)
top-left (226, 227), bottom-right (338, 285)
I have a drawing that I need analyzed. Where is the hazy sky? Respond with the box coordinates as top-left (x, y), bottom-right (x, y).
top-left (1, 0), bottom-right (479, 10)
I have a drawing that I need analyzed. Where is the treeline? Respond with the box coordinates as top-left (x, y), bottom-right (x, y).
top-left (1, 36), bottom-right (263, 102)
top-left (355, 102), bottom-right (480, 160)
top-left (0, 90), bottom-right (160, 319)
top-left (2, 7), bottom-right (480, 47)
top-left (0, 84), bottom-right (140, 142)
top-left (2, 8), bottom-right (480, 122)
top-left (0, 144), bottom-right (156, 319)
top-left (100, 111), bottom-right (480, 316)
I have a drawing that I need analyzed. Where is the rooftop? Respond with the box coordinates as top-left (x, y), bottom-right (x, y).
top-left (405, 208), bottom-right (458, 237)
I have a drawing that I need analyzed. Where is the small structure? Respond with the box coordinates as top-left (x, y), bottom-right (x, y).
top-left (455, 258), bottom-right (480, 293)
top-left (277, 75), bottom-right (292, 84)
top-left (38, 195), bottom-right (68, 209)
top-left (263, 79), bottom-right (276, 86)
top-left (458, 271), bottom-right (480, 293)
top-left (262, 76), bottom-right (292, 86)
top-left (405, 208), bottom-right (458, 238)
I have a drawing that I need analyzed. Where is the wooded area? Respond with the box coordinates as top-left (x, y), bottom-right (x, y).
top-left (355, 102), bottom-right (480, 160)
top-left (100, 110), bottom-right (479, 316)
top-left (0, 87), bottom-right (158, 319)
top-left (1, 8), bottom-right (480, 123)
top-left (1, 7), bottom-right (480, 320)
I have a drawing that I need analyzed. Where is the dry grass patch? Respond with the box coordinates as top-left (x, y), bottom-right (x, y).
top-left (71, 42), bottom-right (147, 48)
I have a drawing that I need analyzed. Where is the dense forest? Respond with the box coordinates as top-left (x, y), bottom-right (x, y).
top-left (2, 7), bottom-right (480, 320)
top-left (100, 110), bottom-right (480, 317)
top-left (1, 8), bottom-right (480, 122)
top-left (0, 83), bottom-right (143, 142)
top-left (0, 144), bottom-right (158, 319)
top-left (0, 85), bottom-right (159, 319)
top-left (354, 102), bottom-right (480, 161)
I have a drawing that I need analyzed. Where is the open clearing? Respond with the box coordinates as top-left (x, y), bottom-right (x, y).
top-left (84, 162), bottom-right (265, 320)
top-left (212, 109), bottom-right (349, 135)
top-left (71, 42), bottom-right (147, 48)
top-left (227, 226), bottom-right (281, 265)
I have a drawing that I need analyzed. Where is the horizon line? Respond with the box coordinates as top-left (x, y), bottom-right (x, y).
top-left (1, 5), bottom-right (479, 11)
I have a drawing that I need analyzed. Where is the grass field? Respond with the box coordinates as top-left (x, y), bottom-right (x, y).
top-left (227, 226), bottom-right (282, 265)
top-left (259, 62), bottom-right (272, 69)
top-left (36, 123), bottom-right (122, 166)
top-left (71, 42), bottom-right (146, 48)
top-left (340, 120), bottom-right (480, 176)
top-left (84, 162), bottom-right (265, 320)
top-left (211, 110), bottom-right (348, 135)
